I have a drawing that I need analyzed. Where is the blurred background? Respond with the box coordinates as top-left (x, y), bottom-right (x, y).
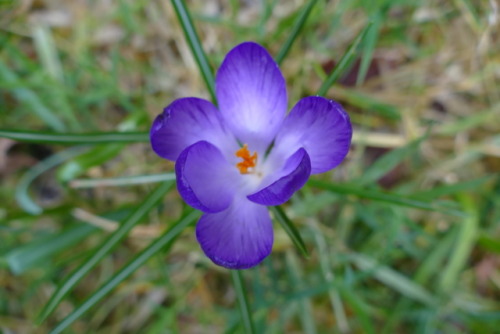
top-left (1, 0), bottom-right (499, 333)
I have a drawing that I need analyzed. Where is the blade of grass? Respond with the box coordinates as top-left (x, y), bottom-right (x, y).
top-left (438, 193), bottom-right (478, 294)
top-left (261, 281), bottom-right (337, 307)
top-left (311, 224), bottom-right (349, 332)
top-left (31, 24), bottom-right (79, 131)
top-left (15, 146), bottom-right (89, 215)
top-left (0, 129), bottom-right (148, 144)
top-left (436, 103), bottom-right (500, 136)
top-left (4, 224), bottom-right (97, 275)
top-left (355, 13), bottom-right (381, 85)
top-left (308, 179), bottom-right (465, 216)
top-left (331, 86), bottom-right (401, 120)
top-left (477, 234), bottom-right (500, 254)
top-left (256, 278), bottom-right (370, 325)
top-left (57, 144), bottom-right (124, 182)
top-left (317, 21), bottom-right (373, 96)
top-left (285, 251), bottom-right (317, 334)
top-left (414, 229), bottom-right (457, 285)
top-left (0, 61), bottom-right (66, 132)
top-left (250, 269), bottom-right (265, 333)
top-left (358, 136), bottom-right (425, 186)
top-left (269, 206), bottom-right (309, 257)
top-left (231, 270), bottom-right (255, 334)
top-left (37, 181), bottom-right (174, 323)
top-left (257, 0), bottom-right (276, 39)
top-left (380, 228), bottom-right (459, 334)
top-left (70, 173), bottom-right (176, 188)
top-left (453, 0), bottom-right (481, 31)
top-left (275, 0), bottom-right (319, 65)
top-left (339, 287), bottom-right (375, 334)
top-left (32, 25), bottom-right (64, 82)
top-left (349, 253), bottom-right (437, 306)
top-left (171, 0), bottom-right (216, 102)
top-left (412, 176), bottom-right (493, 200)
top-left (48, 210), bottom-right (200, 334)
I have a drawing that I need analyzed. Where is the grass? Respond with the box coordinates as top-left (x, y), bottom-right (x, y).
top-left (1, 0), bottom-right (499, 333)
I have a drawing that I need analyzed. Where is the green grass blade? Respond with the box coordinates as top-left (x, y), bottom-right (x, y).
top-left (317, 21), bottom-right (373, 96)
top-left (478, 234), bottom-right (500, 254)
top-left (349, 253), bottom-right (437, 306)
top-left (171, 0), bottom-right (216, 102)
top-left (308, 179), bottom-right (465, 216)
top-left (359, 136), bottom-right (425, 185)
top-left (437, 103), bottom-right (500, 136)
top-left (32, 25), bottom-right (64, 82)
top-left (37, 181), bottom-right (174, 323)
top-left (231, 270), bottom-right (255, 334)
top-left (0, 129), bottom-right (148, 144)
top-left (331, 87), bottom-right (401, 120)
top-left (285, 252), bottom-right (317, 334)
top-left (275, 0), bottom-right (319, 65)
top-left (355, 14), bottom-right (380, 85)
top-left (31, 25), bottom-right (80, 131)
top-left (70, 173), bottom-right (176, 188)
top-left (414, 229), bottom-right (457, 285)
top-left (454, 0), bottom-right (481, 31)
top-left (57, 144), bottom-right (124, 182)
top-left (257, 0), bottom-right (276, 38)
top-left (15, 146), bottom-right (89, 214)
top-left (4, 224), bottom-right (97, 275)
top-left (438, 194), bottom-right (478, 294)
top-left (269, 206), bottom-right (309, 257)
top-left (339, 287), bottom-right (375, 334)
top-left (48, 210), bottom-right (200, 334)
top-left (412, 176), bottom-right (493, 200)
top-left (311, 226), bottom-right (349, 332)
top-left (0, 61), bottom-right (66, 132)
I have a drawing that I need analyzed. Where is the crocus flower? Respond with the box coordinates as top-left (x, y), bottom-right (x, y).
top-left (151, 42), bottom-right (352, 269)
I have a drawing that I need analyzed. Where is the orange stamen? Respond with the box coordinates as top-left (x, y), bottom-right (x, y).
top-left (235, 144), bottom-right (257, 174)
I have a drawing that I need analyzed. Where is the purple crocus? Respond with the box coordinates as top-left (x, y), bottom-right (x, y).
top-left (151, 42), bottom-right (352, 269)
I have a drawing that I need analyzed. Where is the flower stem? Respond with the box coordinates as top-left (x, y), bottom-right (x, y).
top-left (270, 206), bottom-right (309, 257)
top-left (231, 270), bottom-right (255, 334)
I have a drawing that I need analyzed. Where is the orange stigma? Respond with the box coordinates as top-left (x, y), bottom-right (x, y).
top-left (235, 144), bottom-right (257, 174)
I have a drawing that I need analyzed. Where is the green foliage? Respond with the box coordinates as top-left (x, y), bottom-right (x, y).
top-left (270, 205), bottom-right (309, 257)
top-left (0, 130), bottom-right (148, 144)
top-left (317, 22), bottom-right (374, 96)
top-left (48, 210), bottom-right (200, 334)
top-left (15, 146), bottom-right (89, 214)
top-left (1, 0), bottom-right (499, 333)
top-left (37, 181), bottom-right (174, 323)
top-left (275, 0), bottom-right (319, 65)
top-left (3, 223), bottom-right (97, 275)
top-left (171, 0), bottom-right (216, 103)
top-left (231, 270), bottom-right (256, 334)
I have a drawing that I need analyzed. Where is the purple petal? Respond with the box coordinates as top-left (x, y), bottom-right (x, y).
top-left (274, 96), bottom-right (352, 174)
top-left (247, 148), bottom-right (311, 206)
top-left (176, 141), bottom-right (240, 213)
top-left (216, 42), bottom-right (287, 152)
top-left (150, 97), bottom-right (237, 161)
top-left (196, 197), bottom-right (273, 269)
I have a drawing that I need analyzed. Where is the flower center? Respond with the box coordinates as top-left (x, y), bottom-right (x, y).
top-left (235, 144), bottom-right (257, 174)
